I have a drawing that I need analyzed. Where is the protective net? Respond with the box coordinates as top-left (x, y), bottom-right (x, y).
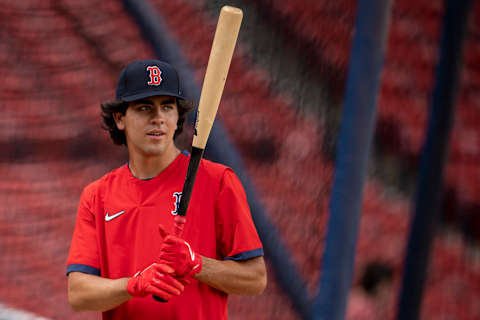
top-left (0, 0), bottom-right (479, 319)
top-left (0, 0), bottom-right (153, 319)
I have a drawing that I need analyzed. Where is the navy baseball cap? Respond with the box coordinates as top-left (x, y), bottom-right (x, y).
top-left (116, 59), bottom-right (186, 102)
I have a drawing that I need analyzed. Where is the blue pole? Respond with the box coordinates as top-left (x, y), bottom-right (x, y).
top-left (396, 0), bottom-right (473, 319)
top-left (314, 1), bottom-right (392, 319)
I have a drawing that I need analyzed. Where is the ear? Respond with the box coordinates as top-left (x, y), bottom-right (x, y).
top-left (113, 112), bottom-right (125, 131)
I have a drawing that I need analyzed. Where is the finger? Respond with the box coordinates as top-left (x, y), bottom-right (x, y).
top-left (152, 275), bottom-right (184, 295)
top-left (154, 263), bottom-right (175, 275)
top-left (159, 240), bottom-right (181, 253)
top-left (164, 235), bottom-right (184, 245)
top-left (158, 245), bottom-right (177, 254)
top-left (157, 258), bottom-right (173, 267)
top-left (157, 257), bottom-right (171, 265)
top-left (156, 272), bottom-right (185, 290)
top-left (162, 250), bottom-right (190, 261)
top-left (153, 264), bottom-right (184, 291)
top-left (145, 284), bottom-right (173, 301)
top-left (160, 242), bottom-right (188, 255)
top-left (158, 224), bottom-right (169, 239)
top-left (177, 276), bottom-right (191, 286)
top-left (158, 252), bottom-right (177, 260)
top-left (155, 269), bottom-right (185, 287)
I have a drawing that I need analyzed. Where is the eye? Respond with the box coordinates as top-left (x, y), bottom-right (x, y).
top-left (137, 105), bottom-right (150, 112)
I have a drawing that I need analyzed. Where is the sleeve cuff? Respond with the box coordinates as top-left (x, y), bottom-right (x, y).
top-left (224, 248), bottom-right (264, 261)
top-left (66, 264), bottom-right (101, 276)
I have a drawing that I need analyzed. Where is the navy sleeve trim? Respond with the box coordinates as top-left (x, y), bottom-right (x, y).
top-left (66, 264), bottom-right (101, 276)
top-left (224, 248), bottom-right (264, 261)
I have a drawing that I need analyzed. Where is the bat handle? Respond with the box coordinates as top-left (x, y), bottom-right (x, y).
top-left (153, 215), bottom-right (187, 303)
top-left (153, 295), bottom-right (167, 302)
top-left (173, 215), bottom-right (186, 238)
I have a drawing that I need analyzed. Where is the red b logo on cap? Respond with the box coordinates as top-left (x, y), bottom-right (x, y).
top-left (147, 66), bottom-right (162, 86)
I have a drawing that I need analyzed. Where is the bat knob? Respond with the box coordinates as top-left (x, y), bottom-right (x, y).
top-left (153, 295), bottom-right (167, 303)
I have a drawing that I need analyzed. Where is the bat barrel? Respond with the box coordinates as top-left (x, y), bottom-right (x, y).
top-left (192, 6), bottom-right (243, 149)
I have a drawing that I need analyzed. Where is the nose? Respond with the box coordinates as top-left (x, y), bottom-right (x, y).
top-left (150, 106), bottom-right (165, 124)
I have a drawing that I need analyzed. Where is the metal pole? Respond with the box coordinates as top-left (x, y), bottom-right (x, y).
top-left (314, 0), bottom-right (392, 319)
top-left (396, 0), bottom-right (473, 319)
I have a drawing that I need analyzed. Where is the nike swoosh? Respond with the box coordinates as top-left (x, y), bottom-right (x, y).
top-left (184, 241), bottom-right (195, 262)
top-left (105, 210), bottom-right (125, 222)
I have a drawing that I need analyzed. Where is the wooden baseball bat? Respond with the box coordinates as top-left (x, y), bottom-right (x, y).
top-left (177, 5), bottom-right (243, 222)
top-left (154, 5), bottom-right (242, 302)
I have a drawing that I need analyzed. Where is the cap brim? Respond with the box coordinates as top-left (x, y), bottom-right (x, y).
top-left (120, 90), bottom-right (186, 102)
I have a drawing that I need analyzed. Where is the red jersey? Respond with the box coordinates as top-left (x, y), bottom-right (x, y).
top-left (66, 153), bottom-right (263, 320)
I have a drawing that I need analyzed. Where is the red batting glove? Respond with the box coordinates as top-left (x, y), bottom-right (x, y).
top-left (158, 226), bottom-right (202, 278)
top-left (126, 263), bottom-right (184, 301)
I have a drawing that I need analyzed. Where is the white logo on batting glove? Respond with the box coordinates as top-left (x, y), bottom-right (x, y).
top-left (184, 241), bottom-right (195, 262)
top-left (184, 241), bottom-right (200, 271)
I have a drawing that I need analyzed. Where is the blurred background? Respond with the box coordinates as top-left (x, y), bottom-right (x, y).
top-left (0, 0), bottom-right (479, 319)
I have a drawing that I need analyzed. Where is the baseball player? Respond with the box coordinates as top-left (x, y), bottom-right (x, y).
top-left (66, 59), bottom-right (266, 319)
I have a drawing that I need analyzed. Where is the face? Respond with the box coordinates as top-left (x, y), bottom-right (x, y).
top-left (114, 95), bottom-right (179, 158)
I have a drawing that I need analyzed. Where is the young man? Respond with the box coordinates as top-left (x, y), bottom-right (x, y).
top-left (66, 59), bottom-right (266, 319)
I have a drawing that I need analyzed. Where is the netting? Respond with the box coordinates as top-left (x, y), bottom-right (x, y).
top-left (0, 0), bottom-right (479, 319)
top-left (243, 1), bottom-right (480, 319)
top-left (0, 0), bottom-right (154, 319)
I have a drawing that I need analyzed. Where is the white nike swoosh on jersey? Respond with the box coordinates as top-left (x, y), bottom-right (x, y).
top-left (105, 210), bottom-right (125, 222)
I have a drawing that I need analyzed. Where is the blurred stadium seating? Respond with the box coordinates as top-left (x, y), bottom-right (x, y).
top-left (0, 0), bottom-right (479, 319)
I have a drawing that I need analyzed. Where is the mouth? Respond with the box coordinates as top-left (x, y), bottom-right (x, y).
top-left (146, 130), bottom-right (166, 138)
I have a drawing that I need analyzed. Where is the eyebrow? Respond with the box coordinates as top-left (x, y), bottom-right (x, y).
top-left (133, 98), bottom-right (176, 105)
top-left (160, 98), bottom-right (176, 105)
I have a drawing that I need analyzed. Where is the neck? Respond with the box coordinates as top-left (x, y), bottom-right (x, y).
top-left (128, 147), bottom-right (180, 180)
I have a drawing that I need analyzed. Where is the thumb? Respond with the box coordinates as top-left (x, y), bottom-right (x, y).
top-left (155, 263), bottom-right (175, 275)
top-left (158, 224), bottom-right (168, 239)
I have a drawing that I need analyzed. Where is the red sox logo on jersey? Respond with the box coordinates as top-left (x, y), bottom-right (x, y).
top-left (146, 66), bottom-right (162, 86)
top-left (171, 192), bottom-right (182, 215)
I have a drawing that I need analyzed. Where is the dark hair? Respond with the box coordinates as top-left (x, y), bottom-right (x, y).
top-left (100, 98), bottom-right (194, 145)
top-left (360, 262), bottom-right (393, 295)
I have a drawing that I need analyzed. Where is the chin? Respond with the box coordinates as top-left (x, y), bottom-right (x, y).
top-left (142, 147), bottom-right (166, 156)
top-left (143, 142), bottom-right (177, 156)
top-left (132, 139), bottom-right (176, 157)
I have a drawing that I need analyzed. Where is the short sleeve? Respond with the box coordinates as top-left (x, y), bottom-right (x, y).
top-left (215, 169), bottom-right (263, 261)
top-left (66, 186), bottom-right (101, 275)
